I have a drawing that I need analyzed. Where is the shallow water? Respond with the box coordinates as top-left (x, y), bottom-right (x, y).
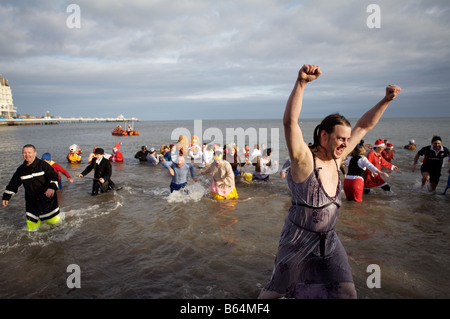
top-left (0, 118), bottom-right (449, 298)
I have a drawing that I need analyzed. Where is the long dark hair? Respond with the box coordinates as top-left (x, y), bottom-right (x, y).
top-left (310, 113), bottom-right (351, 149)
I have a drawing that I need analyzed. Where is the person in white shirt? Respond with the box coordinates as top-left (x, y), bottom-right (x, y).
top-left (343, 145), bottom-right (388, 202)
top-left (188, 144), bottom-right (202, 164)
top-left (253, 148), bottom-right (278, 181)
top-left (199, 144), bottom-right (214, 168)
top-left (249, 144), bottom-right (262, 162)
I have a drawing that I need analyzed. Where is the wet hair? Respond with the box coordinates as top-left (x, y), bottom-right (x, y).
top-left (23, 144), bottom-right (36, 151)
top-left (310, 113), bottom-right (351, 149)
top-left (431, 135), bottom-right (442, 143)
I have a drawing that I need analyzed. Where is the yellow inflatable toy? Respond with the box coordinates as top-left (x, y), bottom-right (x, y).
top-left (244, 172), bottom-right (253, 182)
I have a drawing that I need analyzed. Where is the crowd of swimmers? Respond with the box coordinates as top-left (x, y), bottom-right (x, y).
top-left (133, 135), bottom-right (279, 200)
top-left (1, 134), bottom-right (449, 231)
top-left (48, 133), bottom-right (450, 201)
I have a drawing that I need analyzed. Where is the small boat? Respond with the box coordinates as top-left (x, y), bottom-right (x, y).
top-left (111, 124), bottom-right (140, 136)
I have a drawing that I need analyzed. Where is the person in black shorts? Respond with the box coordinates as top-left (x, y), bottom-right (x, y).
top-left (412, 136), bottom-right (450, 191)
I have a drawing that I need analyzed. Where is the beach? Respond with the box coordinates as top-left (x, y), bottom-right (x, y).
top-left (0, 117), bottom-right (449, 299)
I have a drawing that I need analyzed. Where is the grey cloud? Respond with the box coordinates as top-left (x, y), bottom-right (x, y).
top-left (1, 0), bottom-right (449, 120)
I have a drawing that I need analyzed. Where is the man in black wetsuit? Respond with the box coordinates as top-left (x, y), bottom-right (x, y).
top-left (134, 145), bottom-right (148, 162)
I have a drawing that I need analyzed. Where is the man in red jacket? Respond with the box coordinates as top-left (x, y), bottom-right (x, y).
top-left (364, 139), bottom-right (398, 193)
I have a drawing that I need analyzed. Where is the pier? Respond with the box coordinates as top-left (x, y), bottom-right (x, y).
top-left (0, 116), bottom-right (139, 126)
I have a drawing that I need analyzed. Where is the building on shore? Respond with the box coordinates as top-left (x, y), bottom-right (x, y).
top-left (0, 74), bottom-right (17, 119)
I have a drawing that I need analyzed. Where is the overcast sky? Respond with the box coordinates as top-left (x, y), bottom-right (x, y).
top-left (1, 0), bottom-right (449, 120)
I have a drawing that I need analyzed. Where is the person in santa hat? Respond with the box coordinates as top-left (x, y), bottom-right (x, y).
top-left (364, 139), bottom-right (398, 193)
top-left (344, 145), bottom-right (389, 202)
top-left (381, 142), bottom-right (395, 163)
top-left (110, 142), bottom-right (123, 162)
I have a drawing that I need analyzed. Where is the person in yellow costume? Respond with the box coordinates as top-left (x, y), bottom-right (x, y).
top-left (67, 144), bottom-right (82, 163)
top-left (201, 150), bottom-right (238, 200)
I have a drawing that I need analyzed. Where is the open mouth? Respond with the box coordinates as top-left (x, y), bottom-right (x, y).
top-left (336, 145), bottom-right (345, 156)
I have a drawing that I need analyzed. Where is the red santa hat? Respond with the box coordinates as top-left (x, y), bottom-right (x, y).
top-left (374, 139), bottom-right (385, 148)
top-left (386, 143), bottom-right (394, 149)
top-left (113, 142), bottom-right (122, 151)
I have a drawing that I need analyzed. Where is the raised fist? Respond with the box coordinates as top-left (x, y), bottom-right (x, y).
top-left (298, 64), bottom-right (322, 84)
top-left (385, 84), bottom-right (401, 101)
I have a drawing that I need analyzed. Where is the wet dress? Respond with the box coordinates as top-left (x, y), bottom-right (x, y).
top-left (263, 154), bottom-right (353, 298)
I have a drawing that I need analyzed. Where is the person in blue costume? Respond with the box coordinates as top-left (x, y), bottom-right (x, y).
top-left (258, 64), bottom-right (401, 299)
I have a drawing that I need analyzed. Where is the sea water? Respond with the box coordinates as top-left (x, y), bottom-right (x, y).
top-left (0, 118), bottom-right (449, 298)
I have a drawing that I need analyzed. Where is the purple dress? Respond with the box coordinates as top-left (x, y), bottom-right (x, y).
top-left (264, 155), bottom-right (354, 298)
